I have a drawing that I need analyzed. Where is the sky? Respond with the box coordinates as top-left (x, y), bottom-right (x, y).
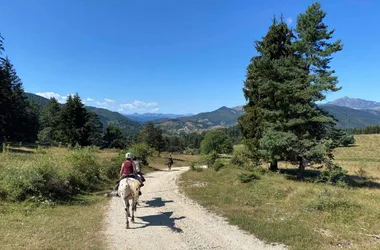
top-left (1, 0), bottom-right (379, 114)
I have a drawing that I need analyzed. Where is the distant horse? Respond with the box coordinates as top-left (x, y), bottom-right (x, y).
top-left (118, 177), bottom-right (141, 229)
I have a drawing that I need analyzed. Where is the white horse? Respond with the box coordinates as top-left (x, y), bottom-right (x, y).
top-left (118, 177), bottom-right (141, 229)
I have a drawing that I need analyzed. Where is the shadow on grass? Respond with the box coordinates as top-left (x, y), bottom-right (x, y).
top-left (280, 168), bottom-right (380, 190)
top-left (145, 197), bottom-right (174, 208)
top-left (137, 211), bottom-right (185, 232)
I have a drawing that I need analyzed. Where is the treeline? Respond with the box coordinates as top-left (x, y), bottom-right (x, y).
top-left (346, 125), bottom-right (380, 135)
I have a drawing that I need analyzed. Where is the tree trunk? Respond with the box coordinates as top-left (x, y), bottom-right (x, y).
top-left (297, 157), bottom-right (305, 180)
top-left (269, 159), bottom-right (278, 171)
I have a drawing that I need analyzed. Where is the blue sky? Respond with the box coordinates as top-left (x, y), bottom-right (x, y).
top-left (1, 0), bottom-right (379, 114)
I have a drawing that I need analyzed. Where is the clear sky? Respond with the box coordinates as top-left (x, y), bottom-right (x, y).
top-left (1, 0), bottom-right (379, 114)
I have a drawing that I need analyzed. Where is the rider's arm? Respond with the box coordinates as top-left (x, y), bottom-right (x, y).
top-left (120, 163), bottom-right (124, 176)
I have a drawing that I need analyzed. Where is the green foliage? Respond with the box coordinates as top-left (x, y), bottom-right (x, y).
top-left (239, 3), bottom-right (343, 176)
top-left (136, 121), bottom-right (165, 153)
top-left (128, 143), bottom-right (154, 166)
top-left (0, 147), bottom-right (109, 202)
top-left (230, 144), bottom-right (252, 168)
top-left (0, 52), bottom-right (39, 143)
top-left (327, 128), bottom-right (355, 148)
top-left (203, 151), bottom-right (219, 167)
top-left (213, 160), bottom-right (224, 172)
top-left (163, 135), bottom-right (185, 153)
top-left (201, 130), bottom-right (233, 155)
top-left (238, 173), bottom-right (259, 183)
top-left (103, 124), bottom-right (127, 149)
top-left (316, 164), bottom-right (350, 188)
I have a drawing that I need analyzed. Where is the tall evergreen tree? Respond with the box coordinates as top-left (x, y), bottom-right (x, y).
top-left (38, 98), bottom-right (61, 144)
top-left (0, 56), bottom-right (39, 142)
top-left (239, 3), bottom-right (343, 177)
top-left (58, 94), bottom-right (89, 146)
top-left (84, 112), bottom-right (104, 146)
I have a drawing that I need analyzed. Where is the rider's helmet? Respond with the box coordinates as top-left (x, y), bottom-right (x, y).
top-left (125, 152), bottom-right (132, 159)
top-left (132, 156), bottom-right (137, 161)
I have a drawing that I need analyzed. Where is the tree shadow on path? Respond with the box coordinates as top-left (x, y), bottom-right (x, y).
top-left (138, 211), bottom-right (185, 233)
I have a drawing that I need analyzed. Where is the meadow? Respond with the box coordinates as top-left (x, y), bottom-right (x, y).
top-left (0, 145), bottom-right (199, 249)
top-left (180, 135), bottom-right (380, 250)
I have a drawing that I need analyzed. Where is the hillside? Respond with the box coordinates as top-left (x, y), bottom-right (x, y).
top-left (25, 93), bottom-right (142, 136)
top-left (153, 106), bottom-right (244, 134)
top-left (154, 104), bottom-right (380, 134)
top-left (125, 113), bottom-right (192, 123)
top-left (319, 105), bottom-right (380, 128)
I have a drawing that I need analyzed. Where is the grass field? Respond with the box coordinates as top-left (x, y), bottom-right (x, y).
top-left (0, 145), bottom-right (199, 249)
top-left (180, 135), bottom-right (380, 250)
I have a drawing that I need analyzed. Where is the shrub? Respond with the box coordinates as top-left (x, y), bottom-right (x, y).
top-left (128, 143), bottom-right (154, 166)
top-left (238, 173), bottom-right (259, 183)
top-left (66, 147), bottom-right (100, 191)
top-left (306, 188), bottom-right (360, 212)
top-left (230, 144), bottom-right (252, 168)
top-left (213, 160), bottom-right (224, 172)
top-left (316, 164), bottom-right (350, 188)
top-left (203, 151), bottom-right (218, 167)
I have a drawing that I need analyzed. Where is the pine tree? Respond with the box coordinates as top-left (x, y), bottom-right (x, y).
top-left (0, 56), bottom-right (39, 142)
top-left (84, 112), bottom-right (104, 146)
top-left (103, 124), bottom-right (127, 149)
top-left (239, 3), bottom-right (343, 177)
top-left (38, 98), bottom-right (61, 144)
top-left (58, 94), bottom-right (89, 146)
top-left (238, 17), bottom-right (295, 171)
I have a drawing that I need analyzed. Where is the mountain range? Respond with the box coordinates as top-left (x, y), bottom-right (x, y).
top-left (125, 113), bottom-right (193, 123)
top-left (25, 93), bottom-right (380, 135)
top-left (326, 96), bottom-right (380, 110)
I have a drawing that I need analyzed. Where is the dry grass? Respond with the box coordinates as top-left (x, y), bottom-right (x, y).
top-left (180, 135), bottom-right (380, 250)
top-left (0, 196), bottom-right (108, 250)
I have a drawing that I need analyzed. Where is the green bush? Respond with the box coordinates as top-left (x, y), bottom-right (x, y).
top-left (203, 151), bottom-right (218, 167)
top-left (230, 144), bottom-right (252, 168)
top-left (0, 156), bottom-right (72, 201)
top-left (316, 164), bottom-right (350, 188)
top-left (213, 160), bottom-right (224, 172)
top-left (238, 173), bottom-right (259, 183)
top-left (66, 147), bottom-right (100, 191)
top-left (128, 143), bottom-right (154, 166)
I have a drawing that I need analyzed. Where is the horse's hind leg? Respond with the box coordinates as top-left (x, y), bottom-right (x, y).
top-left (123, 197), bottom-right (130, 229)
top-left (131, 199), bottom-right (136, 223)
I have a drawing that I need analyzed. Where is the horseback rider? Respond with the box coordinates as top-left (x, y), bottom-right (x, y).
top-left (133, 156), bottom-right (145, 183)
top-left (113, 152), bottom-right (144, 195)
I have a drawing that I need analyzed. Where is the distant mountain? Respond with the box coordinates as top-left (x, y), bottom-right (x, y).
top-left (25, 93), bottom-right (141, 136)
top-left (326, 96), bottom-right (380, 110)
top-left (125, 113), bottom-right (193, 123)
top-left (154, 106), bottom-right (244, 134)
top-left (25, 93), bottom-right (51, 108)
top-left (319, 104), bottom-right (380, 128)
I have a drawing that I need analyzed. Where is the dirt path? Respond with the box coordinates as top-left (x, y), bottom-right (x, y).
top-left (103, 167), bottom-right (286, 250)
